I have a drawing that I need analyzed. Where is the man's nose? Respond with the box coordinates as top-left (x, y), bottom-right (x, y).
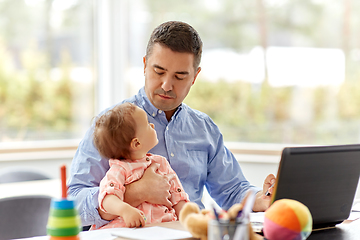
top-left (161, 76), bottom-right (173, 92)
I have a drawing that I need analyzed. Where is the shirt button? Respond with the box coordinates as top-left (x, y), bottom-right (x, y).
top-left (152, 112), bottom-right (156, 117)
top-left (166, 126), bottom-right (169, 131)
top-left (158, 110), bottom-right (162, 114)
top-left (177, 188), bottom-right (182, 192)
top-left (110, 183), bottom-right (114, 187)
top-left (146, 157), bottom-right (150, 161)
top-left (171, 153), bottom-right (174, 157)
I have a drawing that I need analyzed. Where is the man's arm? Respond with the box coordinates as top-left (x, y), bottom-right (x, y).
top-left (68, 128), bottom-right (110, 228)
top-left (123, 162), bottom-right (174, 209)
top-left (202, 118), bottom-right (262, 210)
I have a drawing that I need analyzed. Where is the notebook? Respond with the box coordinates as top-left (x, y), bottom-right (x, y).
top-left (270, 144), bottom-right (360, 230)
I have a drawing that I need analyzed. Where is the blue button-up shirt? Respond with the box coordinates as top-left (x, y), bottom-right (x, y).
top-left (68, 87), bottom-right (259, 228)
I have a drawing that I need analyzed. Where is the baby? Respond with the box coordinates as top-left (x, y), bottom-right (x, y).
top-left (92, 102), bottom-right (189, 229)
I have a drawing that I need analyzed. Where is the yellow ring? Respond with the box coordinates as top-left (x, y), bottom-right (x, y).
top-left (47, 216), bottom-right (81, 228)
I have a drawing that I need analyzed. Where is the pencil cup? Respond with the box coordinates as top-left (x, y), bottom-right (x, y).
top-left (47, 198), bottom-right (82, 240)
top-left (208, 219), bottom-right (249, 240)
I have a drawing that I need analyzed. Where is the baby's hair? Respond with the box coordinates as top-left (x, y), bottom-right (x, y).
top-left (93, 102), bottom-right (137, 159)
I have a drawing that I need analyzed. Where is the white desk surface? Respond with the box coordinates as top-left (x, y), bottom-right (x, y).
top-left (13, 218), bottom-right (360, 240)
top-left (2, 179), bottom-right (360, 240)
top-left (14, 221), bottom-right (197, 240)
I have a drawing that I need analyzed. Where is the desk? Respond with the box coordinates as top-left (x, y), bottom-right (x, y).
top-left (0, 179), bottom-right (60, 199)
top-left (308, 219), bottom-right (360, 240)
top-left (2, 180), bottom-right (360, 240)
top-left (13, 219), bottom-right (360, 240)
top-left (17, 221), bottom-right (197, 240)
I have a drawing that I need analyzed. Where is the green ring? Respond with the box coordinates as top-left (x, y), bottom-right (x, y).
top-left (50, 208), bottom-right (78, 217)
top-left (47, 226), bottom-right (81, 237)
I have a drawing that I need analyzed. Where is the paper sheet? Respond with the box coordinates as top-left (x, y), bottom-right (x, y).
top-left (348, 212), bottom-right (360, 221)
top-left (250, 212), bottom-right (265, 233)
top-left (352, 201), bottom-right (360, 212)
top-left (111, 226), bottom-right (193, 240)
top-left (250, 212), bottom-right (265, 224)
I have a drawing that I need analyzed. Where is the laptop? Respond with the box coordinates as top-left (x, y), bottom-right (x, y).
top-left (270, 144), bottom-right (360, 230)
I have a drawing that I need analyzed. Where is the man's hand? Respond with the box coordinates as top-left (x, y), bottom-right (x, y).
top-left (124, 162), bottom-right (175, 209)
top-left (262, 174), bottom-right (276, 198)
top-left (252, 174), bottom-right (276, 212)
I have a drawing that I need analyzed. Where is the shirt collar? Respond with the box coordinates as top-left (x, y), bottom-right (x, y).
top-left (172, 103), bottom-right (184, 120)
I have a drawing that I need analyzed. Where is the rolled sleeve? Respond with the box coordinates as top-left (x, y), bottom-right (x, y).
top-left (169, 188), bottom-right (189, 206)
top-left (169, 174), bottom-right (190, 205)
top-left (98, 163), bottom-right (127, 212)
top-left (166, 162), bottom-right (190, 206)
top-left (98, 179), bottom-right (126, 212)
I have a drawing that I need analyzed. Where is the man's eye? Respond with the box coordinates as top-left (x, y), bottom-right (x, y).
top-left (154, 69), bottom-right (164, 75)
top-left (175, 75), bottom-right (185, 80)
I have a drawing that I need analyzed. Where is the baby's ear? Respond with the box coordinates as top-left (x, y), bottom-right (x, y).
top-left (130, 137), bottom-right (141, 150)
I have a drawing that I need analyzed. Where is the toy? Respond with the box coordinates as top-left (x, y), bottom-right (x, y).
top-left (179, 202), bottom-right (213, 240)
top-left (180, 198), bottom-right (312, 240)
top-left (263, 199), bottom-right (312, 240)
top-left (180, 202), bottom-right (261, 240)
top-left (47, 165), bottom-right (82, 240)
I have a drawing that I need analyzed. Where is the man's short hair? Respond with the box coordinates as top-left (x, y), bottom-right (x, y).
top-left (145, 21), bottom-right (203, 70)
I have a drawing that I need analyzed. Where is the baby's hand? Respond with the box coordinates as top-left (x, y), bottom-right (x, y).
top-left (122, 206), bottom-right (146, 228)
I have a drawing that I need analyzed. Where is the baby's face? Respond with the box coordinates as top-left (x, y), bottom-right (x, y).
top-left (132, 106), bottom-right (158, 152)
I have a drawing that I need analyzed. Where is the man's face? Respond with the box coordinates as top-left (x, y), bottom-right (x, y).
top-left (143, 43), bottom-right (201, 117)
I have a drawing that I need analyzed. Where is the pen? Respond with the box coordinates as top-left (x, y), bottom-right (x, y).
top-left (265, 183), bottom-right (275, 196)
top-left (234, 190), bottom-right (257, 239)
top-left (213, 206), bottom-right (220, 220)
top-left (212, 207), bottom-right (226, 240)
top-left (236, 209), bottom-right (242, 219)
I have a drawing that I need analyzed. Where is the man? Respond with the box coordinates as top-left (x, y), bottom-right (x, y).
top-left (68, 21), bottom-right (275, 228)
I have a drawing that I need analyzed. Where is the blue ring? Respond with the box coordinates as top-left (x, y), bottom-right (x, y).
top-left (51, 199), bottom-right (76, 209)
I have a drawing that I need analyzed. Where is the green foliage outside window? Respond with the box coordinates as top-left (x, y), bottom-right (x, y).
top-left (0, 42), bottom-right (75, 140)
top-left (185, 77), bottom-right (360, 144)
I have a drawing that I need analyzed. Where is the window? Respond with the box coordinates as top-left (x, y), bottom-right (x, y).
top-left (1, 0), bottom-right (360, 146)
top-left (124, 0), bottom-right (360, 145)
top-left (0, 0), bottom-right (94, 142)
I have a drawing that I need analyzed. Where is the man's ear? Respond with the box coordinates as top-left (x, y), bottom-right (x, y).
top-left (192, 67), bottom-right (201, 85)
top-left (143, 56), bottom-right (147, 75)
top-left (130, 138), bottom-right (141, 150)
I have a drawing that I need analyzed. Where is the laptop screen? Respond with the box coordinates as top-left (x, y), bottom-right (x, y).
top-left (271, 144), bottom-right (360, 229)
